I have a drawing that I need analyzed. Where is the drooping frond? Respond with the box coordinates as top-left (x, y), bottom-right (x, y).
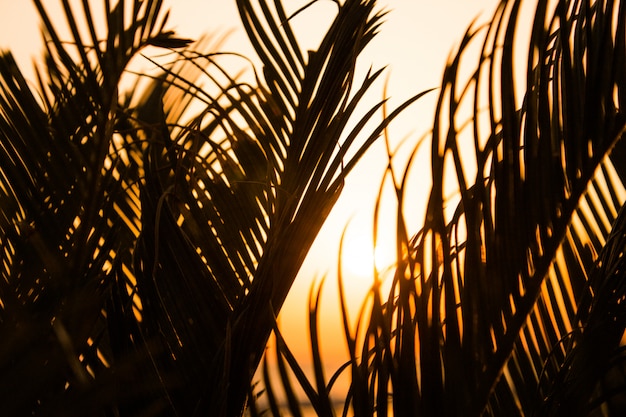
top-left (322, 0), bottom-right (626, 416)
top-left (124, 0), bottom-right (426, 414)
top-left (407, 0), bottom-right (626, 415)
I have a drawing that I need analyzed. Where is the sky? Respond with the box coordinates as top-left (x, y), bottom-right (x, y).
top-left (0, 0), bottom-right (501, 390)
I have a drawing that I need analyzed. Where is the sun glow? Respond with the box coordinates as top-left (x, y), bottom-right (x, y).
top-left (340, 227), bottom-right (396, 279)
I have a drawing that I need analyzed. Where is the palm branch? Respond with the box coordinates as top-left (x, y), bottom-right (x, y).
top-left (0, 1), bottom-right (192, 414)
top-left (353, 0), bottom-right (626, 415)
top-left (0, 0), bottom-right (423, 415)
top-left (253, 0), bottom-right (626, 416)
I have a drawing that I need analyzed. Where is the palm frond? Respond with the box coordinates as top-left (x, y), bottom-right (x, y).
top-left (0, 0), bottom-right (424, 415)
top-left (263, 1), bottom-right (626, 416)
top-left (0, 1), bottom-right (199, 415)
top-left (391, 0), bottom-right (626, 415)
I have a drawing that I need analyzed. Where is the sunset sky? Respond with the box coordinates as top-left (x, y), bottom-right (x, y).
top-left (0, 0), bottom-right (502, 383)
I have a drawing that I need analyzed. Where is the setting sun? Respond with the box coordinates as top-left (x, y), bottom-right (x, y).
top-left (340, 228), bottom-right (395, 278)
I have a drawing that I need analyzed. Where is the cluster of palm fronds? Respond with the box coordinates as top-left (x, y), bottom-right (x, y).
top-left (0, 0), bottom-right (422, 416)
top-left (2, 0), bottom-right (626, 416)
top-left (251, 0), bottom-right (626, 416)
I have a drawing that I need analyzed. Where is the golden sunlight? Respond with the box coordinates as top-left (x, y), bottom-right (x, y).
top-left (340, 226), bottom-right (395, 279)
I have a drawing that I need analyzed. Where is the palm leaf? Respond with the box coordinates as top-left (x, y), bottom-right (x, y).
top-left (382, 0), bottom-right (626, 415)
top-left (129, 1), bottom-right (426, 414)
top-left (18, 0), bottom-right (425, 415)
top-left (231, 0), bottom-right (626, 415)
top-left (0, 1), bottom-right (193, 415)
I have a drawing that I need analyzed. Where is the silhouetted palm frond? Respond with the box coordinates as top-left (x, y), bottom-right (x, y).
top-left (0, 0), bottom-right (423, 415)
top-left (384, 0), bottom-right (626, 415)
top-left (0, 1), bottom-right (192, 414)
top-left (258, 0), bottom-right (626, 416)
